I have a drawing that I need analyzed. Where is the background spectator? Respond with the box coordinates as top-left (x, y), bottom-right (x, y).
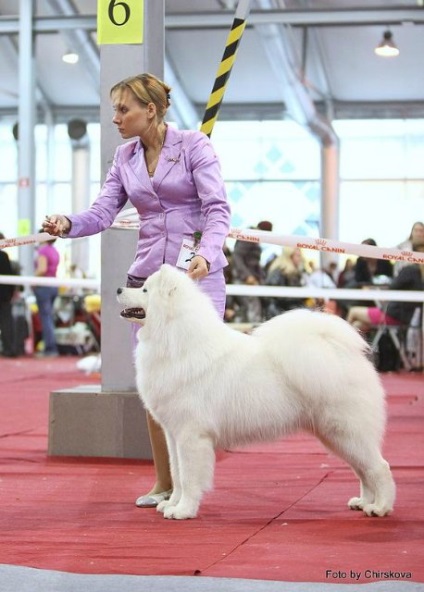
top-left (353, 238), bottom-right (393, 287)
top-left (265, 246), bottom-right (310, 318)
top-left (0, 233), bottom-right (17, 358)
top-left (33, 236), bottom-right (60, 357)
top-left (307, 264), bottom-right (337, 289)
top-left (232, 220), bottom-right (272, 322)
top-left (222, 242), bottom-right (242, 323)
top-left (394, 221), bottom-right (424, 276)
top-left (341, 238), bottom-right (394, 315)
top-left (347, 240), bottom-right (424, 332)
top-left (337, 258), bottom-right (355, 288)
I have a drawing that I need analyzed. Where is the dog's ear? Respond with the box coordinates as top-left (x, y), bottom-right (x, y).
top-left (158, 264), bottom-right (180, 298)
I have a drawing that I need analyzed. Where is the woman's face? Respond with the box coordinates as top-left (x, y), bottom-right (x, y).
top-left (411, 223), bottom-right (424, 243)
top-left (291, 249), bottom-right (303, 268)
top-left (111, 88), bottom-right (153, 139)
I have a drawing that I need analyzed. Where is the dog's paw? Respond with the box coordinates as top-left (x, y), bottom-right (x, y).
top-left (163, 503), bottom-right (198, 520)
top-left (156, 500), bottom-right (171, 514)
top-left (348, 496), bottom-right (392, 517)
top-left (348, 496), bottom-right (365, 511)
top-left (362, 503), bottom-right (392, 517)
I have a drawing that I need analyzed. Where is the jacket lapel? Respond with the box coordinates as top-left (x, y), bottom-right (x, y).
top-left (125, 140), bottom-right (157, 195)
top-left (124, 127), bottom-right (185, 194)
top-left (153, 126), bottom-right (184, 190)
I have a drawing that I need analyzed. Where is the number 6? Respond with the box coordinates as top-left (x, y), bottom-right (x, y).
top-left (108, 0), bottom-right (130, 27)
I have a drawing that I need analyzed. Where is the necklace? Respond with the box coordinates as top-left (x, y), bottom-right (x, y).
top-left (146, 127), bottom-right (166, 177)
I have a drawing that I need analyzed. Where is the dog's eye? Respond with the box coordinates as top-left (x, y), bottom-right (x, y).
top-left (142, 288), bottom-right (147, 292)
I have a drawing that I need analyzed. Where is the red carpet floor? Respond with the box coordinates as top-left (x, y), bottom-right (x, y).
top-left (0, 356), bottom-right (423, 584)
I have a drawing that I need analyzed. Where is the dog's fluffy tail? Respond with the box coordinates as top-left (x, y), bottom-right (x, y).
top-left (253, 308), bottom-right (384, 414)
top-left (255, 308), bottom-right (369, 356)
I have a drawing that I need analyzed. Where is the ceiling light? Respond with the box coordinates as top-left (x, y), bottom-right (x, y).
top-left (374, 30), bottom-right (399, 58)
top-left (62, 51), bottom-right (79, 64)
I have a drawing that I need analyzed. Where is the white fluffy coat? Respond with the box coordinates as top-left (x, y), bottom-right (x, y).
top-left (117, 264), bottom-right (396, 520)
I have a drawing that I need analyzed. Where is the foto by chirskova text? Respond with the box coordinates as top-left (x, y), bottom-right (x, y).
top-left (325, 569), bottom-right (412, 581)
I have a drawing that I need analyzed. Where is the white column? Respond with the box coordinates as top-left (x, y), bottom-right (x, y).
top-left (320, 141), bottom-right (340, 268)
top-left (71, 141), bottom-right (91, 275)
top-left (48, 1), bottom-right (166, 460)
top-left (100, 2), bottom-right (164, 392)
top-left (17, 0), bottom-right (36, 276)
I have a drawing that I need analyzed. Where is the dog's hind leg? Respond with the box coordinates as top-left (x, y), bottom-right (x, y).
top-left (347, 467), bottom-right (374, 511)
top-left (316, 429), bottom-right (396, 517)
top-left (162, 432), bottom-right (215, 520)
top-left (348, 459), bottom-right (395, 517)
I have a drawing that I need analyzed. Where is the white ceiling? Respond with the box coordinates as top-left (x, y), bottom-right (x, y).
top-left (0, 0), bottom-right (423, 127)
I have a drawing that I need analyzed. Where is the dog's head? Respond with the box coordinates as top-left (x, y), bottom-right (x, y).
top-left (117, 264), bottom-right (188, 325)
top-left (116, 285), bottom-right (147, 325)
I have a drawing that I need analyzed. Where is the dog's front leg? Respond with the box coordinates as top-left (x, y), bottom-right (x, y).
top-left (157, 431), bottom-right (182, 514)
top-left (163, 432), bottom-right (215, 520)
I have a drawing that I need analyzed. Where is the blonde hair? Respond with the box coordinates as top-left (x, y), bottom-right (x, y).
top-left (268, 247), bottom-right (310, 276)
top-left (110, 73), bottom-right (171, 120)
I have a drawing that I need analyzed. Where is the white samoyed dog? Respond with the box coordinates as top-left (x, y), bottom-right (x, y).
top-left (117, 264), bottom-right (395, 520)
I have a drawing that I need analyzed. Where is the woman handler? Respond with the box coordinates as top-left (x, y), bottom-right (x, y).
top-left (43, 73), bottom-right (231, 508)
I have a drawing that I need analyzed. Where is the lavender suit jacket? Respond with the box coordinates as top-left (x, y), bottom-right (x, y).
top-left (66, 125), bottom-right (231, 278)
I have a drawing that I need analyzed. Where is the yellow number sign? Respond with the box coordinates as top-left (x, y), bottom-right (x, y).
top-left (18, 219), bottom-right (31, 236)
top-left (97, 0), bottom-right (144, 45)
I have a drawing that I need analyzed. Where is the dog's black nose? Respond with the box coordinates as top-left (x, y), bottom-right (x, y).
top-left (117, 287), bottom-right (123, 295)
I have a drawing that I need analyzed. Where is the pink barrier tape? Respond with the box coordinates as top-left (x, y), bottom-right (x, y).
top-left (5, 210), bottom-right (422, 266)
top-left (112, 212), bottom-right (424, 264)
top-left (228, 228), bottom-right (424, 264)
top-left (0, 232), bottom-right (52, 249)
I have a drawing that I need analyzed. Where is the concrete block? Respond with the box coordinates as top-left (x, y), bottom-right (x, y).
top-left (48, 386), bottom-right (152, 460)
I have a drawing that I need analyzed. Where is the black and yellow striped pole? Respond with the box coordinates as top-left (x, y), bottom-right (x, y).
top-left (200, 0), bottom-right (251, 138)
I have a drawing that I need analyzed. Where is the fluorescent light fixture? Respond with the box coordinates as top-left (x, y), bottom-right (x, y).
top-left (374, 30), bottom-right (399, 57)
top-left (62, 51), bottom-right (79, 64)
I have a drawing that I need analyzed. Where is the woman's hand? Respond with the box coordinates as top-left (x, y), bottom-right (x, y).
top-left (42, 215), bottom-right (71, 237)
top-left (187, 255), bottom-right (209, 280)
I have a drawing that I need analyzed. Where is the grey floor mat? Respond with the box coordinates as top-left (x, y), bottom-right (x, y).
top-left (0, 565), bottom-right (422, 592)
